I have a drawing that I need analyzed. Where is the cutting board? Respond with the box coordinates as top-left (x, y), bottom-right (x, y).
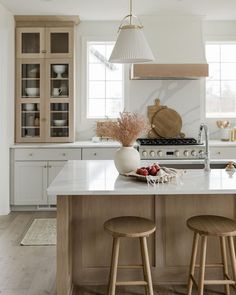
top-left (148, 99), bottom-right (184, 138)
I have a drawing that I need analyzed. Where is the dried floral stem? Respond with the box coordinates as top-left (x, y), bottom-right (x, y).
top-left (96, 112), bottom-right (150, 146)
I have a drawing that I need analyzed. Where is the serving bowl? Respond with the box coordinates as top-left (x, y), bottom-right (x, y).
top-left (25, 88), bottom-right (39, 97)
top-left (53, 119), bottom-right (67, 126)
top-left (24, 103), bottom-right (35, 111)
top-left (52, 65), bottom-right (66, 79)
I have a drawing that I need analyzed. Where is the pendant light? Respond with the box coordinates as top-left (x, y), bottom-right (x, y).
top-left (109, 0), bottom-right (155, 64)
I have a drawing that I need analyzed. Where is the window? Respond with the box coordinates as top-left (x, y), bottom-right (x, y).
top-left (86, 41), bottom-right (124, 118)
top-left (205, 42), bottom-right (236, 118)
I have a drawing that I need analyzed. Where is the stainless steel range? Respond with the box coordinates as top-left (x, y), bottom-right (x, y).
top-left (137, 138), bottom-right (206, 160)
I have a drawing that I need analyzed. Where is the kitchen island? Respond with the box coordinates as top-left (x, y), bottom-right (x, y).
top-left (47, 160), bottom-right (236, 295)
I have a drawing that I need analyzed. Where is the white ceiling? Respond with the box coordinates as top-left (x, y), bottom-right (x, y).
top-left (1, 0), bottom-right (236, 21)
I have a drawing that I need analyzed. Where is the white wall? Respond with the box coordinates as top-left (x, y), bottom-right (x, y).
top-left (0, 4), bottom-right (14, 215)
top-left (76, 20), bottom-right (204, 140)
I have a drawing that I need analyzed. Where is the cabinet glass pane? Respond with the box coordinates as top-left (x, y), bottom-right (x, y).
top-left (50, 33), bottom-right (69, 53)
top-left (21, 103), bottom-right (40, 137)
top-left (21, 64), bottom-right (40, 98)
top-left (50, 64), bottom-right (69, 98)
top-left (22, 33), bottom-right (40, 54)
top-left (50, 103), bottom-right (69, 137)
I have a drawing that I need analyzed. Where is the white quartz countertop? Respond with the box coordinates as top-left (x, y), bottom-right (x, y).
top-left (11, 139), bottom-right (236, 149)
top-left (11, 141), bottom-right (121, 149)
top-left (47, 160), bottom-right (236, 196)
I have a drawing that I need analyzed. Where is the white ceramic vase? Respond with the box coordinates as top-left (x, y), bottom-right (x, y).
top-left (114, 146), bottom-right (140, 174)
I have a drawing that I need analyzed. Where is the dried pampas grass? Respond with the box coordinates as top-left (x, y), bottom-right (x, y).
top-left (96, 112), bottom-right (150, 147)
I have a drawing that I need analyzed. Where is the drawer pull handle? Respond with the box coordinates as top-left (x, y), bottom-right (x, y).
top-left (217, 151), bottom-right (221, 155)
top-left (94, 153), bottom-right (97, 156)
top-left (29, 153), bottom-right (33, 156)
top-left (48, 165), bottom-right (52, 168)
top-left (62, 153), bottom-right (66, 156)
top-left (41, 49), bottom-right (47, 53)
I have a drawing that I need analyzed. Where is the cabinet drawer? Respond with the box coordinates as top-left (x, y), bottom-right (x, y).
top-left (14, 148), bottom-right (81, 161)
top-left (210, 147), bottom-right (236, 159)
top-left (82, 148), bottom-right (117, 160)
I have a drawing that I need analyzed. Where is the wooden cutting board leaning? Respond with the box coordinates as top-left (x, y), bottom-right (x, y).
top-left (148, 99), bottom-right (185, 138)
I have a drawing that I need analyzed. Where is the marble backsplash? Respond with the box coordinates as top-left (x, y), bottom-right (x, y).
top-left (76, 79), bottom-right (204, 141)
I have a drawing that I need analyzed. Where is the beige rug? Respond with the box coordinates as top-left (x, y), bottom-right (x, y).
top-left (21, 218), bottom-right (56, 246)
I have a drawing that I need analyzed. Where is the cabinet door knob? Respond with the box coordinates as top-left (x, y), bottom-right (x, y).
top-left (62, 153), bottom-right (66, 156)
top-left (93, 153), bottom-right (97, 156)
top-left (44, 165), bottom-right (47, 168)
top-left (29, 153), bottom-right (33, 156)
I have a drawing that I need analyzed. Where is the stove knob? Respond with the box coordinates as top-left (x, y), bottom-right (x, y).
top-left (157, 150), bottom-right (163, 157)
top-left (199, 150), bottom-right (204, 157)
top-left (174, 150), bottom-right (180, 157)
top-left (191, 150), bottom-right (197, 157)
top-left (149, 150), bottom-right (155, 157)
top-left (184, 150), bottom-right (189, 157)
top-left (142, 151), bottom-right (148, 157)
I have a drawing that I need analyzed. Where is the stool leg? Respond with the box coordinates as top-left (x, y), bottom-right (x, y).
top-left (140, 237), bottom-right (154, 295)
top-left (187, 232), bottom-right (199, 295)
top-left (108, 237), bottom-right (120, 295)
top-left (220, 236), bottom-right (230, 295)
top-left (140, 237), bottom-right (149, 295)
top-left (198, 235), bottom-right (207, 295)
top-left (228, 236), bottom-right (236, 288)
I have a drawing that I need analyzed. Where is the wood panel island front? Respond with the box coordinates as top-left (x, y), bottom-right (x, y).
top-left (47, 160), bottom-right (236, 295)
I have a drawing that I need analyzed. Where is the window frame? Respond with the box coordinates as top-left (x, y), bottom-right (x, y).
top-left (80, 36), bottom-right (128, 124)
top-left (204, 40), bottom-right (236, 120)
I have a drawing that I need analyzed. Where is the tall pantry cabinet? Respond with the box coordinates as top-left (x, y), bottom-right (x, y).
top-left (15, 16), bottom-right (79, 143)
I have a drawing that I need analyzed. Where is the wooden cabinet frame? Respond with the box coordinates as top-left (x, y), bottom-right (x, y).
top-left (15, 16), bottom-right (77, 143)
top-left (16, 27), bottom-right (45, 59)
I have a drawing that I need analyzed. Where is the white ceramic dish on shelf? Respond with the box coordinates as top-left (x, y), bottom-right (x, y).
top-left (25, 88), bottom-right (39, 97)
top-left (53, 119), bottom-right (67, 126)
top-left (24, 103), bottom-right (35, 111)
top-left (52, 65), bottom-right (66, 79)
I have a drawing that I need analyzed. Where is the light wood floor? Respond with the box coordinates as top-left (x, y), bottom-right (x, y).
top-left (0, 211), bottom-right (56, 295)
top-left (0, 212), bottom-right (227, 295)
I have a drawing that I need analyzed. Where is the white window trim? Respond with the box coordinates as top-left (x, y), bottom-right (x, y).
top-left (203, 37), bottom-right (236, 123)
top-left (79, 36), bottom-right (129, 127)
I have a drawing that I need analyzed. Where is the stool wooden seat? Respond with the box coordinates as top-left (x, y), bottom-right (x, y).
top-left (104, 216), bottom-right (156, 295)
top-left (186, 215), bottom-right (236, 295)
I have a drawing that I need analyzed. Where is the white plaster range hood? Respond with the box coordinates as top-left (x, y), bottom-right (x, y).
top-left (130, 15), bottom-right (208, 80)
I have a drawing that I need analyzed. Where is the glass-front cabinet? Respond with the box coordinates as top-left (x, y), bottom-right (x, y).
top-left (15, 17), bottom-right (77, 143)
top-left (45, 59), bottom-right (73, 142)
top-left (17, 28), bottom-right (45, 59)
top-left (16, 60), bottom-right (44, 142)
top-left (16, 27), bottom-right (73, 59)
top-left (46, 28), bottom-right (73, 58)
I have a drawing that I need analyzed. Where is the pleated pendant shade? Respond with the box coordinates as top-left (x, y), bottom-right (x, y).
top-left (109, 26), bottom-right (155, 63)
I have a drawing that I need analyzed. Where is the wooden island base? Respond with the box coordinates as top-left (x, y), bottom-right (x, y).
top-left (57, 194), bottom-right (236, 295)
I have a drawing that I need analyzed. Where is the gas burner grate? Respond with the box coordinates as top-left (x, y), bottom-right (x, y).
top-left (137, 138), bottom-right (199, 146)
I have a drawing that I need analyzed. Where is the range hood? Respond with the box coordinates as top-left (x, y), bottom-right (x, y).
top-left (130, 15), bottom-right (208, 80)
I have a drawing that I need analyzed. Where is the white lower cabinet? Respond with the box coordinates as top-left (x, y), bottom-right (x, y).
top-left (14, 160), bottom-right (66, 206)
top-left (82, 148), bottom-right (117, 160)
top-left (47, 161), bottom-right (66, 205)
top-left (14, 161), bottom-right (48, 205)
top-left (12, 147), bottom-right (82, 207)
top-left (210, 147), bottom-right (236, 159)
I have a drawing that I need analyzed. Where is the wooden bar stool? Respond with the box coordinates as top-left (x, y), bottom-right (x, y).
top-left (186, 215), bottom-right (236, 295)
top-left (104, 216), bottom-right (156, 295)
